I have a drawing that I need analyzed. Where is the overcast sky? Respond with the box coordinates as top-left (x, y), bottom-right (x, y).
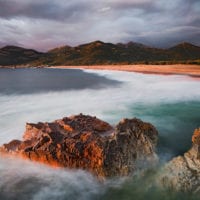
top-left (0, 0), bottom-right (199, 51)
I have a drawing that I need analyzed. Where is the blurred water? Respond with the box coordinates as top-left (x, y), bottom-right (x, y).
top-left (0, 68), bottom-right (200, 199)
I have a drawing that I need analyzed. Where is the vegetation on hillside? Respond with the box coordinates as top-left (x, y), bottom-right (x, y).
top-left (0, 41), bottom-right (200, 66)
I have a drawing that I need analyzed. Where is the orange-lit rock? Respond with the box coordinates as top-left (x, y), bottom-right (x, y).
top-left (0, 114), bottom-right (158, 178)
top-left (192, 128), bottom-right (200, 145)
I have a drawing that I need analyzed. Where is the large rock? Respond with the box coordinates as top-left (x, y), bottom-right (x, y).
top-left (0, 114), bottom-right (158, 178)
top-left (158, 128), bottom-right (200, 193)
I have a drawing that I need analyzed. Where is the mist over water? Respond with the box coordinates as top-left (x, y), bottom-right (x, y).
top-left (0, 68), bottom-right (200, 199)
top-left (0, 157), bottom-right (103, 200)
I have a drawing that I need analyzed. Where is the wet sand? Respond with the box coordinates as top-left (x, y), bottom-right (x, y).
top-left (51, 64), bottom-right (200, 77)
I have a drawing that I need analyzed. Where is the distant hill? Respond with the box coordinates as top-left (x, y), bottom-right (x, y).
top-left (40, 41), bottom-right (169, 65)
top-left (0, 46), bottom-right (43, 66)
top-left (0, 41), bottom-right (200, 66)
top-left (167, 42), bottom-right (200, 61)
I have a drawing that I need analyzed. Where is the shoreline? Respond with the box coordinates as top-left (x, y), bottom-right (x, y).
top-left (1, 64), bottom-right (200, 78)
top-left (50, 64), bottom-right (200, 78)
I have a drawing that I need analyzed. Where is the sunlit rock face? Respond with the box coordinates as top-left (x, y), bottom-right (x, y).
top-left (158, 128), bottom-right (200, 193)
top-left (0, 114), bottom-right (158, 178)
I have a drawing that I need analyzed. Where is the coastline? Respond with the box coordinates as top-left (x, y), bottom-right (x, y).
top-left (1, 64), bottom-right (200, 78)
top-left (50, 64), bottom-right (200, 77)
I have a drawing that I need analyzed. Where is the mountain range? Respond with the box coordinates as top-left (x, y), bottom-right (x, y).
top-left (0, 41), bottom-right (200, 66)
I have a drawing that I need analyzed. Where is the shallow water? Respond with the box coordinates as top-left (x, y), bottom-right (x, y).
top-left (0, 68), bottom-right (200, 199)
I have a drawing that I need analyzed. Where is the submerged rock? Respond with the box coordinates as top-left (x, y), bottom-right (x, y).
top-left (158, 128), bottom-right (200, 193)
top-left (0, 114), bottom-right (158, 178)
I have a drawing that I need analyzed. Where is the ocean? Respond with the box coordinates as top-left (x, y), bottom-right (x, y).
top-left (0, 68), bottom-right (200, 200)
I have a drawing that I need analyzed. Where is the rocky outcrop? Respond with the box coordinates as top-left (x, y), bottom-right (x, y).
top-left (158, 128), bottom-right (200, 193)
top-left (0, 114), bottom-right (158, 178)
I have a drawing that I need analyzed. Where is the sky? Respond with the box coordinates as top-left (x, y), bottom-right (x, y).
top-left (0, 0), bottom-right (199, 51)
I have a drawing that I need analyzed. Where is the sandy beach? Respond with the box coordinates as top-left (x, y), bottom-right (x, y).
top-left (51, 64), bottom-right (200, 77)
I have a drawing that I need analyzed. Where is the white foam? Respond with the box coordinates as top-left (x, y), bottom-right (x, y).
top-left (0, 70), bottom-right (200, 144)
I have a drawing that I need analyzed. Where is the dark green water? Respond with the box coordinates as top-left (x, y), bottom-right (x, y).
top-left (100, 174), bottom-right (199, 200)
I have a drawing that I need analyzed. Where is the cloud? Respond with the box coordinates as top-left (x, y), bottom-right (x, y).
top-left (98, 7), bottom-right (111, 13)
top-left (0, 0), bottom-right (92, 21)
top-left (0, 0), bottom-right (199, 51)
top-left (107, 0), bottom-right (160, 14)
top-left (131, 26), bottom-right (200, 48)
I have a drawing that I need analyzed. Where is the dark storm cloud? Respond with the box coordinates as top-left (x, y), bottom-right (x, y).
top-left (0, 0), bottom-right (199, 51)
top-left (0, 0), bottom-right (91, 21)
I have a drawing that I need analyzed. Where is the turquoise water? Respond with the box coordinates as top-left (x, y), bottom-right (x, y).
top-left (0, 68), bottom-right (200, 199)
top-left (129, 101), bottom-right (200, 157)
top-left (103, 101), bottom-right (200, 163)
